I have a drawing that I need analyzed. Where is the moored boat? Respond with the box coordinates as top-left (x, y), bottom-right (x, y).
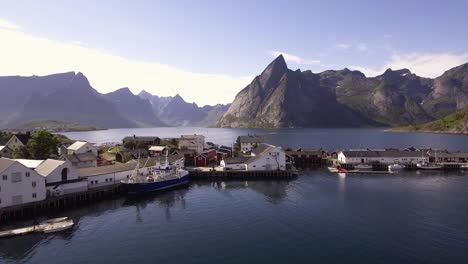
top-left (42, 220), bottom-right (74, 233)
top-left (354, 164), bottom-right (373, 170)
top-left (388, 163), bottom-right (404, 171)
top-left (416, 162), bottom-right (443, 170)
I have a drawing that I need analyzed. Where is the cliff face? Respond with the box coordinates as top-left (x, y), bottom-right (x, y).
top-left (218, 55), bottom-right (468, 128)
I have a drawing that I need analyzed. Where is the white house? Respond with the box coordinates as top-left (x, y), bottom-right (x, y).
top-left (67, 141), bottom-right (98, 156)
top-left (3, 133), bottom-right (31, 151)
top-left (239, 135), bottom-right (264, 153)
top-left (34, 159), bottom-right (88, 197)
top-left (179, 134), bottom-right (205, 153)
top-left (337, 150), bottom-right (429, 165)
top-left (0, 158), bottom-right (46, 208)
top-left (220, 143), bottom-right (286, 171)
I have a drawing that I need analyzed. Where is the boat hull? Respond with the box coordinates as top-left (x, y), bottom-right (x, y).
top-left (122, 174), bottom-right (190, 194)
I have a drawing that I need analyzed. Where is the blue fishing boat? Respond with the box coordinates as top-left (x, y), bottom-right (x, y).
top-left (120, 156), bottom-right (189, 194)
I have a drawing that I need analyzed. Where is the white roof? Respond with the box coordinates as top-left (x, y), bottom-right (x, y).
top-left (14, 159), bottom-right (45, 169)
top-left (35, 159), bottom-right (65, 177)
top-left (149, 146), bottom-right (167, 151)
top-left (0, 146), bottom-right (5, 151)
top-left (67, 141), bottom-right (90, 151)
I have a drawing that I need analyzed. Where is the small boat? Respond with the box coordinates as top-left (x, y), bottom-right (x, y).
top-left (354, 164), bottom-right (373, 170)
top-left (328, 166), bottom-right (347, 173)
top-left (388, 163), bottom-right (404, 171)
top-left (40, 217), bottom-right (68, 224)
top-left (460, 164), bottom-right (468, 170)
top-left (42, 220), bottom-right (74, 233)
top-left (416, 162), bottom-right (443, 170)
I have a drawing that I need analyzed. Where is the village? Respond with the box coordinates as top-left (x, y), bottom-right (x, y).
top-left (1, 131), bottom-right (468, 223)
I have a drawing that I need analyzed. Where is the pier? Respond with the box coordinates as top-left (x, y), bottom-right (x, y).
top-left (189, 169), bottom-right (297, 180)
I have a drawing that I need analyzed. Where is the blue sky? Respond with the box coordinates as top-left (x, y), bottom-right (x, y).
top-left (1, 0), bottom-right (467, 105)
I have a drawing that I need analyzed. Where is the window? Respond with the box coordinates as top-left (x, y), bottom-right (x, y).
top-left (32, 181), bottom-right (36, 187)
top-left (0, 198), bottom-right (1, 204)
top-left (32, 193), bottom-right (37, 198)
top-left (105, 178), bottom-right (108, 182)
top-left (11, 172), bottom-right (22, 183)
top-left (2, 175), bottom-right (6, 180)
top-left (25, 172), bottom-right (30, 177)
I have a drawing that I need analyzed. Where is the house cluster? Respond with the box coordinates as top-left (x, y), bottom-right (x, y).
top-left (220, 143), bottom-right (286, 171)
top-left (336, 148), bottom-right (468, 165)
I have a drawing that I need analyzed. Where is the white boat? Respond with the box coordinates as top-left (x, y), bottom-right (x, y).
top-left (42, 220), bottom-right (74, 233)
top-left (40, 217), bottom-right (68, 224)
top-left (354, 164), bottom-right (373, 170)
top-left (460, 164), bottom-right (468, 170)
top-left (416, 162), bottom-right (443, 170)
top-left (388, 164), bottom-right (404, 171)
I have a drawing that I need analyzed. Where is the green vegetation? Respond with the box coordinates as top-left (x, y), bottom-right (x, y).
top-left (393, 106), bottom-right (468, 134)
top-left (16, 119), bottom-right (105, 132)
top-left (14, 130), bottom-right (61, 159)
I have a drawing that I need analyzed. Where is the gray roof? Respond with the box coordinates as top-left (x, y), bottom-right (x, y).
top-left (35, 159), bottom-right (65, 177)
top-left (251, 143), bottom-right (275, 156)
top-left (63, 152), bottom-right (98, 163)
top-left (239, 135), bottom-right (264, 144)
top-left (341, 150), bottom-right (428, 158)
top-left (0, 158), bottom-right (16, 173)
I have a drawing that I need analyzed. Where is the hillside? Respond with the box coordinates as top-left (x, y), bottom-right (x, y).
top-left (391, 107), bottom-right (468, 134)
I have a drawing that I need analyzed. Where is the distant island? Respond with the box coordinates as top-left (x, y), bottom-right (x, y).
top-left (390, 107), bottom-right (468, 134)
top-left (16, 120), bottom-right (105, 132)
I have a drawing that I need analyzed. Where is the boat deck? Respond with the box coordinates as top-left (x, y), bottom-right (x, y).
top-left (0, 219), bottom-right (74, 238)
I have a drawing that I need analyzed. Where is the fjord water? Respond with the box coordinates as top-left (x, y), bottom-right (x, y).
top-left (1, 128), bottom-right (468, 264)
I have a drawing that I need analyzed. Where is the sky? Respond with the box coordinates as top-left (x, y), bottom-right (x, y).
top-left (1, 0), bottom-right (468, 105)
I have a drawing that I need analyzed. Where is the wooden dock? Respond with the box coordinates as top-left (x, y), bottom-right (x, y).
top-left (328, 167), bottom-right (394, 174)
top-left (0, 219), bottom-right (74, 238)
top-left (189, 169), bottom-right (297, 180)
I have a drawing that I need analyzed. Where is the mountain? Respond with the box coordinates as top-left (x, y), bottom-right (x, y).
top-left (422, 63), bottom-right (468, 118)
top-left (104, 88), bottom-right (165, 126)
top-left (391, 106), bottom-right (468, 134)
top-left (218, 55), bottom-right (377, 128)
top-left (0, 72), bottom-right (135, 128)
top-left (138, 91), bottom-right (230, 126)
top-left (218, 55), bottom-right (468, 128)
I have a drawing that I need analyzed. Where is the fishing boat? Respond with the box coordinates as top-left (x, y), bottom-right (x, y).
top-left (40, 217), bottom-right (68, 224)
top-left (120, 155), bottom-right (189, 194)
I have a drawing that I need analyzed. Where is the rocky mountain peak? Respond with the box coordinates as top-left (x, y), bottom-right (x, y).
top-left (259, 54), bottom-right (289, 88)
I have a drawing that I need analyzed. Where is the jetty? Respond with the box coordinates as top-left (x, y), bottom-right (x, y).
top-left (328, 167), bottom-right (394, 175)
top-left (0, 218), bottom-right (74, 238)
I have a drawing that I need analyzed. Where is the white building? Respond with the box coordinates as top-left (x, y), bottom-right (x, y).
top-left (35, 159), bottom-right (87, 197)
top-left (239, 135), bottom-right (264, 153)
top-left (337, 150), bottom-right (429, 165)
top-left (0, 158), bottom-right (46, 208)
top-left (220, 143), bottom-right (286, 171)
top-left (67, 141), bottom-right (98, 156)
top-left (3, 133), bottom-right (31, 151)
top-left (179, 134), bottom-right (205, 153)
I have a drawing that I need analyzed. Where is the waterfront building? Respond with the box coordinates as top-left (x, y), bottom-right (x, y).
top-left (60, 141), bottom-right (99, 168)
top-left (172, 149), bottom-right (196, 166)
top-left (195, 149), bottom-right (217, 167)
top-left (220, 143), bottom-right (286, 171)
top-left (35, 159), bottom-right (87, 197)
top-left (115, 148), bottom-right (148, 162)
top-left (0, 145), bottom-right (14, 158)
top-left (179, 134), bottom-right (205, 153)
top-left (0, 158), bottom-right (46, 208)
top-left (337, 149), bottom-right (429, 165)
top-left (239, 135), bottom-right (264, 153)
top-left (428, 150), bottom-right (468, 163)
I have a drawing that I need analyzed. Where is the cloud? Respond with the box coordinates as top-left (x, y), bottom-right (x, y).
top-left (0, 27), bottom-right (252, 105)
top-left (270, 51), bottom-right (320, 65)
top-left (0, 18), bottom-right (19, 29)
top-left (351, 52), bottom-right (468, 78)
top-left (335, 43), bottom-right (352, 49)
top-left (356, 43), bottom-right (368, 52)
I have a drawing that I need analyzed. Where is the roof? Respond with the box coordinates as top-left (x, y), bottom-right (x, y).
top-left (63, 152), bottom-right (98, 163)
top-left (35, 159), bottom-right (65, 177)
top-left (14, 133), bottom-right (31, 145)
top-left (239, 135), bottom-right (264, 144)
top-left (286, 150), bottom-right (322, 156)
top-left (223, 156), bottom-right (250, 164)
top-left (0, 158), bottom-right (16, 173)
top-left (123, 136), bottom-right (160, 142)
top-left (149, 146), bottom-right (167, 151)
top-left (15, 159), bottom-right (44, 169)
top-left (67, 141), bottom-right (91, 151)
top-left (172, 149), bottom-right (196, 155)
top-left (252, 143), bottom-right (275, 156)
top-left (0, 146), bottom-right (7, 151)
top-left (79, 156), bottom-right (183, 177)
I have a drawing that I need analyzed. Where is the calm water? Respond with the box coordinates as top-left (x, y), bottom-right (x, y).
top-left (1, 129), bottom-right (468, 264)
